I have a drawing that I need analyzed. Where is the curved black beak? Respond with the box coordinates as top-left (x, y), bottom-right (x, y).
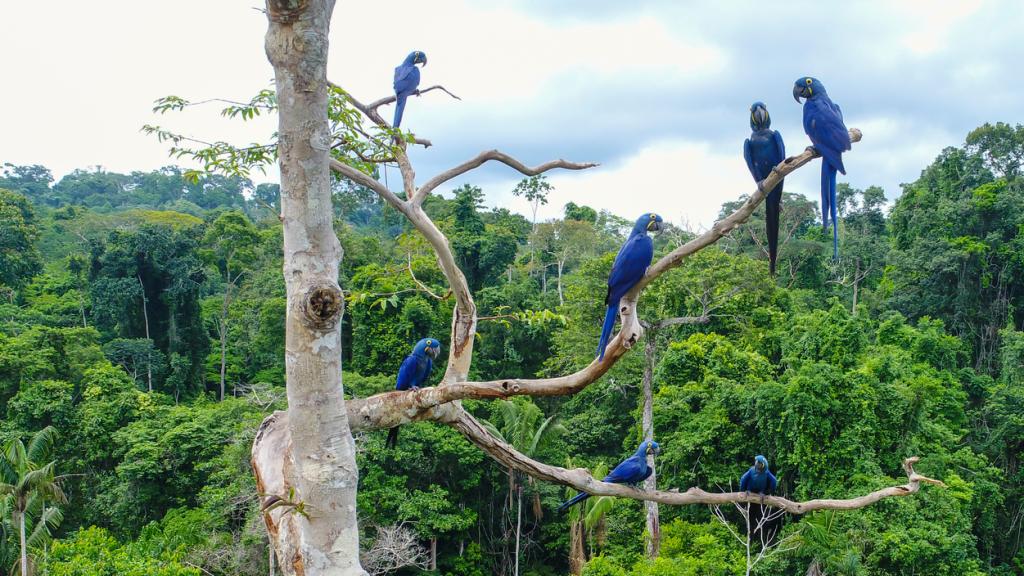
top-left (793, 84), bottom-right (806, 103)
top-left (420, 56), bottom-right (428, 67)
top-left (647, 220), bottom-right (664, 233)
top-left (753, 106), bottom-right (768, 127)
top-left (427, 345), bottom-right (441, 359)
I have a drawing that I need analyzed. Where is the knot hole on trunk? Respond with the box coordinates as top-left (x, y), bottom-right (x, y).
top-left (302, 283), bottom-right (344, 330)
top-left (267, 0), bottom-right (308, 23)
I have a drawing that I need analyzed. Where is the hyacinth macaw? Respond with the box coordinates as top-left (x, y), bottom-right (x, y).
top-left (385, 337), bottom-right (441, 449)
top-left (743, 102), bottom-right (786, 275)
top-left (794, 76), bottom-right (850, 260)
top-left (558, 440), bottom-right (661, 512)
top-left (596, 213), bottom-right (663, 361)
top-left (393, 51), bottom-right (427, 128)
top-left (739, 454), bottom-right (778, 503)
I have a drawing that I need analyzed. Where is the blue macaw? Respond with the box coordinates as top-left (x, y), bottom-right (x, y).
top-left (743, 102), bottom-right (786, 275)
top-left (794, 77), bottom-right (850, 260)
top-left (558, 440), bottom-right (661, 512)
top-left (596, 213), bottom-right (663, 361)
top-left (393, 51), bottom-right (427, 129)
top-left (385, 337), bottom-right (441, 448)
top-left (739, 454), bottom-right (778, 504)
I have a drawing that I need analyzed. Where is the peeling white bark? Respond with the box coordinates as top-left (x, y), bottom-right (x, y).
top-left (253, 1), bottom-right (366, 574)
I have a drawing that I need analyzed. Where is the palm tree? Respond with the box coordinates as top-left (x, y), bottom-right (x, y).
top-left (563, 460), bottom-right (615, 576)
top-left (481, 399), bottom-right (565, 576)
top-left (0, 426), bottom-right (66, 576)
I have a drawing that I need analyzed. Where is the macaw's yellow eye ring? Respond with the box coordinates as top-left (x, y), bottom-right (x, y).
top-left (649, 213), bottom-right (656, 220)
top-left (805, 78), bottom-right (813, 85)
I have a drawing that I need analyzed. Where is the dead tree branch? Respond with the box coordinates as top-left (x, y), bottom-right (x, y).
top-left (361, 523), bottom-right (430, 576)
top-left (329, 130), bottom-right (864, 430)
top-left (413, 151), bottom-right (599, 206)
top-left (365, 85), bottom-right (462, 114)
top-left (262, 121), bottom-right (937, 520)
top-left (449, 407), bottom-right (943, 513)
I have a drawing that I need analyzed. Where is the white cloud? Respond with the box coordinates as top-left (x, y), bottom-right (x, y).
top-left (2, 0), bottom-right (1021, 227)
top-left (897, 0), bottom-right (985, 55)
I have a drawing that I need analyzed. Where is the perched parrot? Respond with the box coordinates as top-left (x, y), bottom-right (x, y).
top-left (558, 440), bottom-right (661, 512)
top-left (794, 76), bottom-right (850, 260)
top-left (596, 213), bottom-right (663, 361)
top-left (385, 337), bottom-right (441, 449)
top-left (393, 51), bottom-right (427, 129)
top-left (743, 102), bottom-right (787, 274)
top-left (739, 454), bottom-right (778, 504)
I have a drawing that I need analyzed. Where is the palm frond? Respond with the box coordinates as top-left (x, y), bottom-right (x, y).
top-left (478, 418), bottom-right (506, 444)
top-left (25, 427), bottom-right (58, 463)
top-left (584, 496), bottom-right (614, 531)
top-left (528, 415), bottom-right (566, 457)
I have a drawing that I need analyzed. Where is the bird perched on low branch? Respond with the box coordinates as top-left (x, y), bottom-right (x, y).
top-left (393, 51), bottom-right (427, 129)
top-left (558, 440), bottom-right (660, 512)
top-left (743, 102), bottom-right (787, 274)
top-left (739, 454), bottom-right (778, 504)
top-left (794, 76), bottom-right (851, 260)
top-left (597, 213), bottom-right (663, 361)
top-left (385, 337), bottom-right (441, 449)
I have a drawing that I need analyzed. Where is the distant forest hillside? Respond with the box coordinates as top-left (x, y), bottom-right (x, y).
top-left (0, 121), bottom-right (1022, 575)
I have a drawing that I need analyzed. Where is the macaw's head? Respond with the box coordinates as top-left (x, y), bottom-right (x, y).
top-left (793, 77), bottom-right (826, 102)
top-left (414, 337), bottom-right (442, 359)
top-left (633, 212), bottom-right (664, 235)
top-left (749, 101), bottom-right (771, 131)
top-left (754, 454), bottom-right (769, 472)
top-left (404, 51), bottom-right (428, 67)
top-left (639, 440), bottom-right (661, 456)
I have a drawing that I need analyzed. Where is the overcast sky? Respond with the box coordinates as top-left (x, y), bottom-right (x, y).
top-left (2, 0), bottom-right (1021, 227)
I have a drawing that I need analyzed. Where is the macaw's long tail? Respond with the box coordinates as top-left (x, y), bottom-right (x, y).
top-left (765, 185), bottom-right (782, 275)
top-left (596, 302), bottom-right (619, 361)
top-left (393, 94), bottom-right (408, 128)
top-left (558, 492), bottom-right (590, 513)
top-left (820, 162), bottom-right (839, 260)
top-left (819, 162), bottom-right (831, 230)
top-left (386, 427), bottom-right (399, 449)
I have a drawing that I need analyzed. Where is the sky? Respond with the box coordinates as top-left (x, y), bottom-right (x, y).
top-left (2, 0), bottom-right (1021, 228)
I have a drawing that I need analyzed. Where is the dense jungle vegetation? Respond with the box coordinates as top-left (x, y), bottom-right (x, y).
top-left (0, 121), bottom-right (1023, 575)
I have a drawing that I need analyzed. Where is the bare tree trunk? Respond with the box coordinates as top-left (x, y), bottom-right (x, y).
top-left (556, 259), bottom-right (565, 306)
top-left (514, 484), bottom-right (522, 576)
top-left (569, 519), bottom-right (585, 576)
top-left (219, 266), bottom-right (232, 401)
top-left (851, 257), bottom-right (859, 314)
top-left (137, 275), bottom-right (152, 392)
top-left (19, 511), bottom-right (28, 576)
top-left (430, 538), bottom-right (437, 571)
top-left (642, 335), bottom-right (660, 559)
top-left (253, 2), bottom-right (364, 575)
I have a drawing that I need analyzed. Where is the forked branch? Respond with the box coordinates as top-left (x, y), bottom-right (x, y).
top-left (412, 151), bottom-right (599, 205)
top-left (337, 130), bottom-right (864, 430)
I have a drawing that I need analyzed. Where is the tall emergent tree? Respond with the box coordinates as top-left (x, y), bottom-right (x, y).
top-left (151, 5), bottom-right (941, 573)
top-left (255, 1), bottom-right (361, 574)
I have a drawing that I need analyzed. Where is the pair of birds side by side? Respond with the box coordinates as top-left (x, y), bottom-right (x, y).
top-left (556, 448), bottom-right (778, 512)
top-left (744, 77), bottom-right (852, 268)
